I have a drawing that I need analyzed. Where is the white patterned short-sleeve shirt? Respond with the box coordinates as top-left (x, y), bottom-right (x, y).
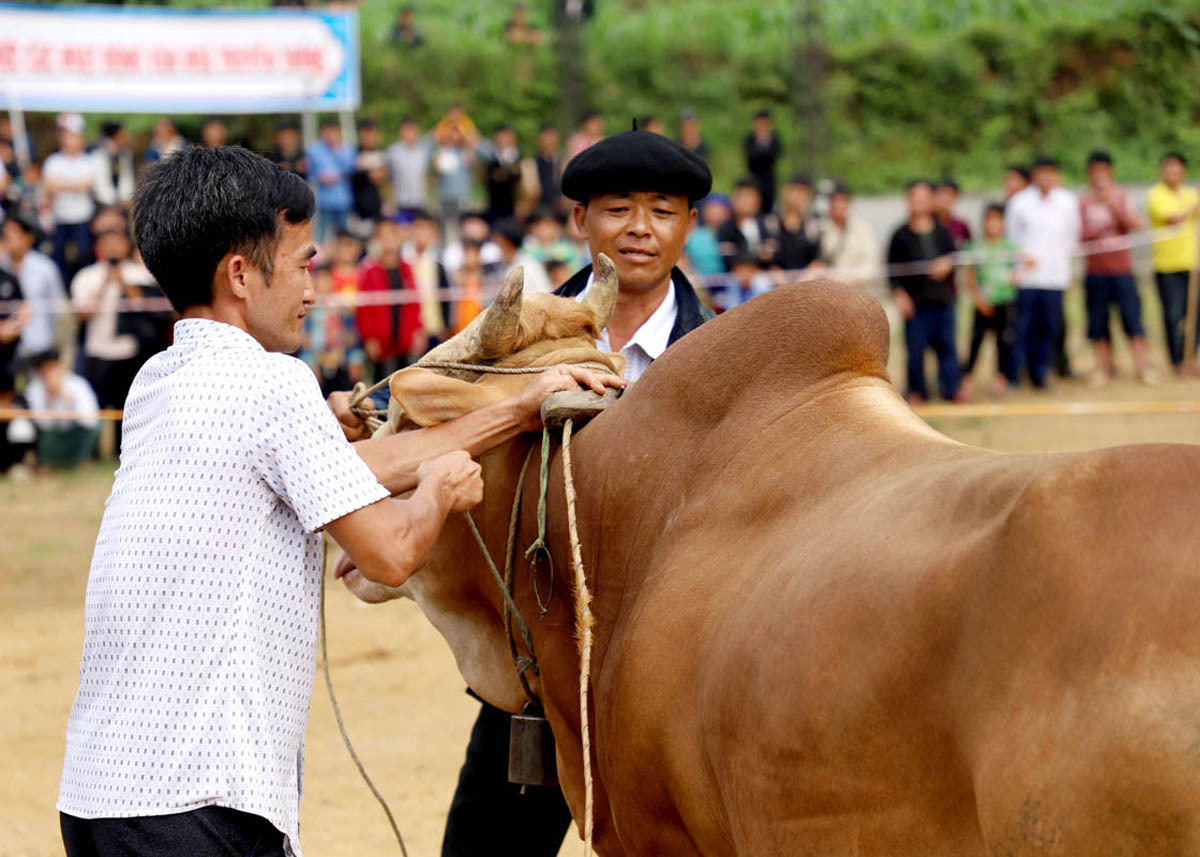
top-left (58, 318), bottom-right (389, 856)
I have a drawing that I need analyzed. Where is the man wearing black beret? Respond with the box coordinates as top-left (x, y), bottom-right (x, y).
top-left (441, 124), bottom-right (714, 856)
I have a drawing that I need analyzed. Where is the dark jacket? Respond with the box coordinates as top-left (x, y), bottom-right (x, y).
top-left (555, 263), bottom-right (713, 347)
top-left (887, 222), bottom-right (957, 305)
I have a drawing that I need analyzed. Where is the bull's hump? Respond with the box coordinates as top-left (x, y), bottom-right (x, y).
top-left (630, 279), bottom-right (892, 424)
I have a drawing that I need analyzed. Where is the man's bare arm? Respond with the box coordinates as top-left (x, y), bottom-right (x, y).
top-left (325, 451), bottom-right (482, 587)
top-left (330, 365), bottom-right (625, 496)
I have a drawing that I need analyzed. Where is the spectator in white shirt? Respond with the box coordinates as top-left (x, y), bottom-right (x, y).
top-left (57, 145), bottom-right (622, 857)
top-left (43, 114), bottom-right (96, 285)
top-left (2, 214), bottom-right (65, 359)
top-left (819, 183), bottom-right (882, 290)
top-left (23, 348), bottom-right (99, 472)
top-left (72, 228), bottom-right (162, 452)
top-left (1005, 155), bottom-right (1080, 389)
top-left (387, 116), bottom-right (432, 214)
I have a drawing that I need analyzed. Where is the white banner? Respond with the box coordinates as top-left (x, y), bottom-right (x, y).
top-left (0, 3), bottom-right (359, 113)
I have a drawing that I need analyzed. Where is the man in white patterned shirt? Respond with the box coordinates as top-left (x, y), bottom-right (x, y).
top-left (57, 146), bottom-right (622, 857)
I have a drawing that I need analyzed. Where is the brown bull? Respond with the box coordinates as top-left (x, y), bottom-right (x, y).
top-left (344, 274), bottom-right (1200, 855)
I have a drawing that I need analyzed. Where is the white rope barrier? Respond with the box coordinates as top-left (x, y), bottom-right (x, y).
top-left (2, 221), bottom-right (1195, 316)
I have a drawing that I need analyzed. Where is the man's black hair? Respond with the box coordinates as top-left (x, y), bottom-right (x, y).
top-left (492, 217), bottom-right (525, 247)
top-left (754, 109), bottom-right (771, 120)
top-left (936, 178), bottom-right (959, 192)
top-left (526, 205), bottom-right (563, 225)
top-left (358, 117), bottom-right (378, 131)
top-left (494, 123), bottom-right (513, 135)
top-left (730, 251), bottom-right (760, 269)
top-left (101, 121), bottom-right (123, 139)
top-left (320, 117), bottom-right (340, 130)
top-left (985, 201), bottom-right (1007, 218)
top-left (1087, 149), bottom-right (1113, 167)
top-left (830, 182), bottom-right (851, 197)
top-left (1006, 164), bottom-right (1031, 181)
top-left (1032, 155), bottom-right (1059, 170)
top-left (276, 118), bottom-right (300, 133)
top-left (1164, 151), bottom-right (1188, 167)
top-left (3, 212), bottom-right (37, 237)
top-left (905, 178), bottom-right (934, 192)
top-left (32, 348), bottom-right (61, 368)
top-left (132, 145), bottom-right (315, 314)
top-left (411, 208), bottom-right (438, 225)
top-left (538, 122), bottom-right (557, 134)
top-left (787, 173), bottom-right (813, 188)
top-left (734, 176), bottom-right (760, 191)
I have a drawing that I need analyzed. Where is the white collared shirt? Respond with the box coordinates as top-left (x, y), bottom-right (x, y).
top-left (1006, 185), bottom-right (1080, 290)
top-left (577, 273), bottom-right (677, 382)
top-left (58, 319), bottom-right (389, 856)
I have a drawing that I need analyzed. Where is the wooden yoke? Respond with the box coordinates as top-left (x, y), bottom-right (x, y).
top-left (540, 387), bottom-right (623, 431)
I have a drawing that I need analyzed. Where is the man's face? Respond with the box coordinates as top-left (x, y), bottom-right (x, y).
top-left (907, 183), bottom-right (933, 218)
top-left (529, 216), bottom-right (560, 244)
top-left (783, 182), bottom-right (813, 213)
top-left (753, 116), bottom-right (772, 136)
top-left (1088, 161), bottom-right (1113, 189)
top-left (375, 220), bottom-right (403, 256)
top-left (496, 128), bottom-right (517, 150)
top-left (360, 126), bottom-right (381, 149)
top-left (1003, 169), bottom-right (1028, 198)
top-left (460, 216), bottom-right (489, 243)
top-left (333, 235), bottom-right (361, 267)
top-left (538, 128), bottom-right (559, 153)
top-left (3, 221), bottom-right (32, 257)
top-left (202, 121), bottom-right (227, 148)
top-left (934, 185), bottom-right (957, 215)
top-left (701, 200), bottom-right (729, 230)
top-left (680, 117), bottom-right (699, 139)
top-left (242, 219), bottom-right (317, 354)
top-left (829, 192), bottom-right (850, 223)
top-left (1163, 158), bottom-right (1186, 187)
top-left (583, 116), bottom-right (604, 138)
top-left (96, 232), bottom-right (130, 264)
top-left (413, 218), bottom-right (439, 250)
top-left (731, 185), bottom-right (761, 219)
top-left (574, 191), bottom-right (696, 295)
top-left (1033, 165), bottom-right (1057, 194)
top-left (321, 125), bottom-right (342, 147)
top-left (61, 130), bottom-right (84, 155)
top-left (277, 127), bottom-right (299, 151)
top-left (400, 121), bottom-right (419, 144)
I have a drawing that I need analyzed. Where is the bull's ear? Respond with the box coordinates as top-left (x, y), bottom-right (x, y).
top-left (389, 368), bottom-right (514, 427)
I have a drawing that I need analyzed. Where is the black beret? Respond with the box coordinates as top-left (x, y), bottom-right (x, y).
top-left (561, 129), bottom-right (712, 204)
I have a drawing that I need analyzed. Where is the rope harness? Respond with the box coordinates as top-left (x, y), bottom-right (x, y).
top-left (324, 362), bottom-right (602, 856)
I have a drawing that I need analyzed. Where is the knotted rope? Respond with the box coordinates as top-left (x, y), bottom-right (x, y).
top-left (334, 363), bottom-right (601, 856)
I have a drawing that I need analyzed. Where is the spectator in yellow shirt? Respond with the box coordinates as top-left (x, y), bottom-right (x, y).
top-left (1146, 151), bottom-right (1200, 372)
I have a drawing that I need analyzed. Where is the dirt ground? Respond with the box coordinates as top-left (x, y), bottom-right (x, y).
top-left (6, 369), bottom-right (1200, 857)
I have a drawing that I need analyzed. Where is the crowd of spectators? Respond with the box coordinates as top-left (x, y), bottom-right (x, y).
top-left (2, 100), bottom-right (1199, 475)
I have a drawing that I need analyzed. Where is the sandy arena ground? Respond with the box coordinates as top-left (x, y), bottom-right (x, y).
top-left (6, 367), bottom-right (1200, 857)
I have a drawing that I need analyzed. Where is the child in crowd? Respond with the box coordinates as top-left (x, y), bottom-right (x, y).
top-left (328, 229), bottom-right (363, 297)
top-left (298, 265), bottom-right (364, 396)
top-left (685, 195), bottom-right (731, 277)
top-left (962, 203), bottom-right (1022, 397)
top-left (715, 251), bottom-right (774, 312)
top-left (23, 349), bottom-right (99, 473)
top-left (523, 206), bottom-right (584, 274)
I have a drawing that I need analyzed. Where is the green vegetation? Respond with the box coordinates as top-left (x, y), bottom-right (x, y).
top-left (34, 0), bottom-right (1200, 194)
top-left (354, 0), bottom-right (1200, 193)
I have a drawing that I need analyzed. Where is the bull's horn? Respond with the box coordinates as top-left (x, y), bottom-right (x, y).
top-left (584, 253), bottom-right (619, 331)
top-left (476, 265), bottom-right (525, 359)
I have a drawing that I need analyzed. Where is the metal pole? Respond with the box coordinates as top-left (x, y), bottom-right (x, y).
top-left (339, 109), bottom-right (356, 150)
top-left (6, 96), bottom-right (31, 172)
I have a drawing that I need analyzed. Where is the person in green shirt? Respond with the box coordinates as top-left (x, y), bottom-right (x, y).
top-left (962, 202), bottom-right (1023, 397)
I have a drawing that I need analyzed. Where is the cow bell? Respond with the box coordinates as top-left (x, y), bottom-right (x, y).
top-left (509, 703), bottom-right (558, 786)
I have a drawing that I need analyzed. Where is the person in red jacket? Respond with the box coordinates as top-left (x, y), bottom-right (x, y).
top-left (356, 215), bottom-right (422, 380)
